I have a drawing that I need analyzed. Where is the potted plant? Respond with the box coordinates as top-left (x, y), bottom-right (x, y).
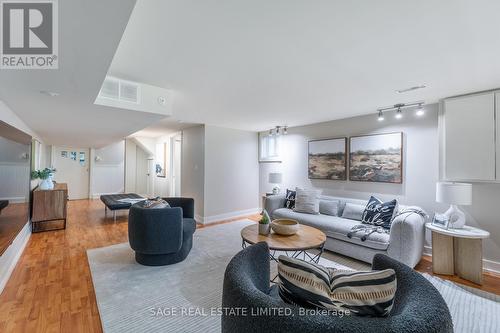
top-left (31, 168), bottom-right (55, 190)
top-left (259, 210), bottom-right (271, 235)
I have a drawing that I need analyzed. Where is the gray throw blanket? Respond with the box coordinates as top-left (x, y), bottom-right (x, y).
top-left (348, 206), bottom-right (428, 241)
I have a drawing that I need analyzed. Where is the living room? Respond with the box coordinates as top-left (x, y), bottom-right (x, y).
top-left (0, 1), bottom-right (499, 332)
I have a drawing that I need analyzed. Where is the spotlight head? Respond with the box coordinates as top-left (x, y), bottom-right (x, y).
top-left (416, 104), bottom-right (425, 116)
top-left (269, 129), bottom-right (274, 136)
top-left (395, 107), bottom-right (403, 119)
top-left (377, 110), bottom-right (384, 121)
top-left (283, 126), bottom-right (288, 135)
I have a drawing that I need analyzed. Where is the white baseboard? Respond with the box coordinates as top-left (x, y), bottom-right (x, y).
top-left (0, 222), bottom-right (31, 293)
top-left (0, 196), bottom-right (27, 203)
top-left (90, 192), bottom-right (124, 199)
top-left (423, 245), bottom-right (500, 274)
top-left (197, 208), bottom-right (260, 225)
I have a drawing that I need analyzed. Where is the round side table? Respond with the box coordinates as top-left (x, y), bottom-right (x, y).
top-left (425, 223), bottom-right (490, 285)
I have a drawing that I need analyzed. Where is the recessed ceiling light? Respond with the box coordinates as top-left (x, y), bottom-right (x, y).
top-left (40, 90), bottom-right (59, 97)
top-left (396, 85), bottom-right (426, 93)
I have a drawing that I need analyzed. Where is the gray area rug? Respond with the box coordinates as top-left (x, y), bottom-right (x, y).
top-left (87, 219), bottom-right (499, 333)
top-left (422, 273), bottom-right (499, 333)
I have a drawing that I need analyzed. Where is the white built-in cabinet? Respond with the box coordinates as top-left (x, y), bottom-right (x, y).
top-left (440, 91), bottom-right (499, 182)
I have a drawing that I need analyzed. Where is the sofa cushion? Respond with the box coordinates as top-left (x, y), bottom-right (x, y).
top-left (273, 208), bottom-right (390, 250)
top-left (341, 203), bottom-right (365, 221)
top-left (293, 188), bottom-right (321, 214)
top-left (319, 199), bottom-right (340, 216)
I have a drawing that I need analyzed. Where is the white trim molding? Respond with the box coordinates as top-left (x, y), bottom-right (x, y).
top-left (0, 222), bottom-right (31, 293)
top-left (90, 191), bottom-right (125, 200)
top-left (423, 245), bottom-right (500, 274)
top-left (197, 208), bottom-right (260, 225)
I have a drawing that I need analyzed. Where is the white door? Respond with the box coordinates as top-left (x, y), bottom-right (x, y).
top-left (146, 158), bottom-right (154, 197)
top-left (53, 146), bottom-right (90, 199)
top-left (135, 146), bottom-right (148, 196)
top-left (171, 135), bottom-right (182, 196)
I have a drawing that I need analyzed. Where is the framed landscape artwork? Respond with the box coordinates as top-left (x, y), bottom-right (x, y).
top-left (349, 132), bottom-right (403, 183)
top-left (308, 138), bottom-right (347, 180)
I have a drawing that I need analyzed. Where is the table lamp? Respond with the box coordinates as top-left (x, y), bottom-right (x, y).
top-left (268, 172), bottom-right (283, 195)
top-left (436, 182), bottom-right (472, 229)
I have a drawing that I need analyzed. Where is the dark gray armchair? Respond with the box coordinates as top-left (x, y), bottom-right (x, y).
top-left (128, 197), bottom-right (196, 266)
top-left (222, 242), bottom-right (453, 333)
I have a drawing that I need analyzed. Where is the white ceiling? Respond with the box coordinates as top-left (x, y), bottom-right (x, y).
top-left (3, 1), bottom-right (500, 147)
top-left (110, 0), bottom-right (500, 131)
top-left (0, 0), bottom-right (167, 148)
top-left (129, 118), bottom-right (197, 138)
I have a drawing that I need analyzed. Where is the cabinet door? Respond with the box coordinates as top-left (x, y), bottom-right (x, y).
top-left (444, 93), bottom-right (496, 181)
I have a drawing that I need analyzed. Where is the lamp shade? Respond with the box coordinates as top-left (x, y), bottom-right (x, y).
top-left (268, 172), bottom-right (282, 184)
top-left (436, 182), bottom-right (472, 205)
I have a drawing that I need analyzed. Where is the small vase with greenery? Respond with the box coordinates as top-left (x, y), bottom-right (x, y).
top-left (259, 210), bottom-right (271, 235)
top-left (31, 168), bottom-right (56, 190)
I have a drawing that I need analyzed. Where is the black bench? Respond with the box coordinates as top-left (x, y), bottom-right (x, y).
top-left (100, 193), bottom-right (144, 221)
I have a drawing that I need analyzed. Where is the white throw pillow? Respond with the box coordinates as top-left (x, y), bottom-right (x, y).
top-left (341, 203), bottom-right (365, 221)
top-left (293, 188), bottom-right (321, 214)
top-left (319, 199), bottom-right (340, 216)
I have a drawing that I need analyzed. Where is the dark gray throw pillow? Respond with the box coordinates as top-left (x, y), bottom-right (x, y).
top-left (361, 196), bottom-right (398, 229)
top-left (284, 189), bottom-right (296, 209)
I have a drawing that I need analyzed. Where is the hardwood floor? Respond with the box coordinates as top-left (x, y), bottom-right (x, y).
top-left (0, 199), bottom-right (497, 332)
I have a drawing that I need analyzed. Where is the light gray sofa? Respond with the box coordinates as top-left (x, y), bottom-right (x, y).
top-left (265, 194), bottom-right (426, 268)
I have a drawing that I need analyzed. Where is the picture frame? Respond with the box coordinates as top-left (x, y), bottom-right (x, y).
top-left (308, 137), bottom-right (347, 180)
top-left (432, 213), bottom-right (450, 229)
top-left (349, 132), bottom-right (403, 184)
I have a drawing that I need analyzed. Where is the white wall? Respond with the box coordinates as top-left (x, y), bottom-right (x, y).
top-left (0, 100), bottom-right (35, 293)
top-left (203, 125), bottom-right (260, 222)
top-left (181, 125), bottom-right (205, 219)
top-left (135, 146), bottom-right (148, 195)
top-left (0, 137), bottom-right (31, 202)
top-left (90, 140), bottom-right (125, 197)
top-left (124, 139), bottom-right (137, 193)
top-left (259, 104), bottom-right (500, 270)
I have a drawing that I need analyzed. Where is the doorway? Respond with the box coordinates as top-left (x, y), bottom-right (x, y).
top-left (52, 146), bottom-right (90, 199)
top-left (170, 134), bottom-right (182, 196)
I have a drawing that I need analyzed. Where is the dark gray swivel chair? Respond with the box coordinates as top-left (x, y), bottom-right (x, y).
top-left (128, 197), bottom-right (196, 266)
top-left (222, 242), bottom-right (453, 333)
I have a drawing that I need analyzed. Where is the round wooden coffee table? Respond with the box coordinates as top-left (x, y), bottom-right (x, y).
top-left (241, 223), bottom-right (326, 271)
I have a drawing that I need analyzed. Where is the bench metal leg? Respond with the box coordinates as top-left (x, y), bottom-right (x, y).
top-left (105, 206), bottom-right (107, 217)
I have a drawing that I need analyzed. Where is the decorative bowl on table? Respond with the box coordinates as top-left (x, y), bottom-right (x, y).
top-left (271, 219), bottom-right (299, 236)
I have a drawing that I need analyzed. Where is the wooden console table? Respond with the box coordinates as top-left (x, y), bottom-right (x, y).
top-left (426, 223), bottom-right (490, 285)
top-left (31, 183), bottom-right (68, 232)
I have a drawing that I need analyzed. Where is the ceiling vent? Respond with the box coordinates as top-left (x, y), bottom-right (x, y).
top-left (98, 77), bottom-right (140, 104)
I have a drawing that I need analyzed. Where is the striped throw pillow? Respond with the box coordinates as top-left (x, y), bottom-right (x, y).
top-left (278, 255), bottom-right (397, 317)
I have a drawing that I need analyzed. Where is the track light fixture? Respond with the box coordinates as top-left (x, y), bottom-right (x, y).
top-left (375, 101), bottom-right (425, 121)
top-left (377, 110), bottom-right (384, 121)
top-left (268, 126), bottom-right (288, 136)
top-left (395, 107), bottom-right (403, 119)
top-left (416, 104), bottom-right (425, 116)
